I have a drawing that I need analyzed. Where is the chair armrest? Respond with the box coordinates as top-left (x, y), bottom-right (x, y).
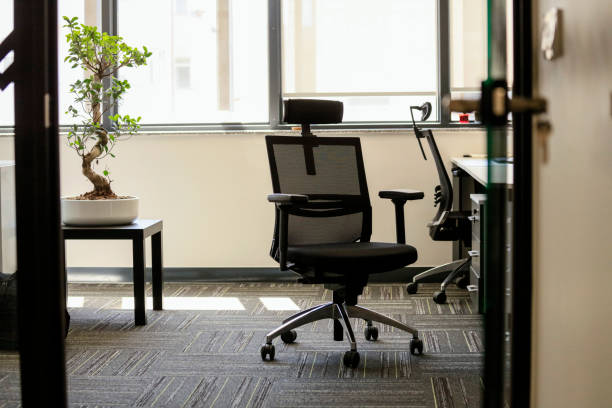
top-left (267, 194), bottom-right (308, 271)
top-left (379, 190), bottom-right (423, 244)
top-left (267, 193), bottom-right (309, 205)
top-left (378, 189), bottom-right (424, 201)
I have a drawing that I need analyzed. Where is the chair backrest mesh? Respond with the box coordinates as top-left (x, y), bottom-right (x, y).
top-left (266, 136), bottom-right (372, 251)
top-left (423, 129), bottom-right (453, 220)
top-left (273, 144), bottom-right (361, 195)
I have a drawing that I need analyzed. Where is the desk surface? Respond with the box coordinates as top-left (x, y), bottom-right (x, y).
top-left (451, 157), bottom-right (513, 186)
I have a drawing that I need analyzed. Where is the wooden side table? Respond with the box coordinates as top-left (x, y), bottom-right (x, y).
top-left (62, 219), bottom-right (163, 325)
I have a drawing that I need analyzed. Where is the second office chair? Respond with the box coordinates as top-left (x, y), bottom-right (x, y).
top-left (384, 103), bottom-right (472, 304)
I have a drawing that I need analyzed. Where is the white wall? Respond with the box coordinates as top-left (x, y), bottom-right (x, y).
top-left (0, 129), bottom-right (487, 268)
top-left (531, 0), bottom-right (612, 406)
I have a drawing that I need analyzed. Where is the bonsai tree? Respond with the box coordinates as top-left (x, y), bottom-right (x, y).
top-left (63, 16), bottom-right (152, 199)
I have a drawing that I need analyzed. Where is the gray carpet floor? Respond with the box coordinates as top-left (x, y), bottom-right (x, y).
top-left (0, 282), bottom-right (483, 407)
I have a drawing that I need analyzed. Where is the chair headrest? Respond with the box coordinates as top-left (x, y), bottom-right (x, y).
top-left (283, 99), bottom-right (344, 125)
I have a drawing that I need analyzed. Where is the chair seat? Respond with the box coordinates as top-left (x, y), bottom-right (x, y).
top-left (287, 242), bottom-right (418, 273)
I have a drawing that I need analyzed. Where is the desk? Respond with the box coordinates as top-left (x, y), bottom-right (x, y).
top-left (451, 158), bottom-right (513, 313)
top-left (451, 157), bottom-right (514, 187)
top-left (63, 219), bottom-right (164, 325)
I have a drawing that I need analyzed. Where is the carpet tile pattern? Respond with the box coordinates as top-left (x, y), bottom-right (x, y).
top-left (0, 282), bottom-right (483, 407)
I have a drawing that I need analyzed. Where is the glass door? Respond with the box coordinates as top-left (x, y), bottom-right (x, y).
top-left (483, 0), bottom-right (514, 407)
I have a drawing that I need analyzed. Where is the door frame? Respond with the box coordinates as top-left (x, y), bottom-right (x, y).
top-left (12, 1), bottom-right (67, 406)
top-left (483, 0), bottom-right (534, 406)
top-left (510, 0), bottom-right (533, 405)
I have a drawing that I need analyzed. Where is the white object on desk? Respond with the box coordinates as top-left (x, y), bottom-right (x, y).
top-left (451, 157), bottom-right (514, 186)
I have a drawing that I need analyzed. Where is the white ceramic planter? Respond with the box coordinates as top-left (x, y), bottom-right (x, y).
top-left (61, 196), bottom-right (139, 226)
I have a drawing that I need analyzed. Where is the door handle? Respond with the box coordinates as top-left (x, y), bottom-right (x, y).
top-left (447, 96), bottom-right (547, 115)
top-left (468, 250), bottom-right (480, 258)
top-left (444, 79), bottom-right (547, 126)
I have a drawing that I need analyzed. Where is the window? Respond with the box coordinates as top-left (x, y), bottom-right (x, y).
top-left (1, 0), bottom-right (89, 127)
top-left (0, 0), bottom-right (509, 131)
top-left (450, 0), bottom-right (513, 123)
top-left (117, 0), bottom-right (269, 124)
top-left (58, 0), bottom-right (87, 125)
top-left (175, 58), bottom-right (192, 89)
top-left (281, 0), bottom-right (438, 122)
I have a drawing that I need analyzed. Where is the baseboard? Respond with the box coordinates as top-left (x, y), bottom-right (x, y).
top-left (67, 266), bottom-right (445, 284)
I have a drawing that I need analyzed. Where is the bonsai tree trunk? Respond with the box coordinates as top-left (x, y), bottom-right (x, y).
top-left (81, 130), bottom-right (115, 198)
top-left (80, 75), bottom-right (117, 199)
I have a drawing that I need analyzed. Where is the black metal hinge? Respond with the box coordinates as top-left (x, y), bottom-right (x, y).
top-left (0, 31), bottom-right (15, 91)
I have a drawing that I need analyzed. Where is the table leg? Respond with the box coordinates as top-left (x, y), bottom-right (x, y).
top-left (133, 238), bottom-right (146, 325)
top-left (62, 238), bottom-right (70, 336)
top-left (152, 231), bottom-right (163, 310)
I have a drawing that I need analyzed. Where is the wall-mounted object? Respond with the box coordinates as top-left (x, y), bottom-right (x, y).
top-left (541, 8), bottom-right (563, 60)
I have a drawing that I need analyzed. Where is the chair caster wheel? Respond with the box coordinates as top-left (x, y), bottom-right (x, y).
top-left (410, 338), bottom-right (424, 355)
top-left (260, 344), bottom-right (275, 361)
top-left (433, 291), bottom-right (447, 304)
top-left (406, 282), bottom-right (418, 294)
top-left (280, 330), bottom-right (297, 344)
top-left (364, 326), bottom-right (378, 341)
top-left (343, 350), bottom-right (360, 368)
top-left (456, 275), bottom-right (469, 289)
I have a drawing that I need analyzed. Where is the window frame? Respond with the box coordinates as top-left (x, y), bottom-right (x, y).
top-left (0, 0), bottom-right (491, 134)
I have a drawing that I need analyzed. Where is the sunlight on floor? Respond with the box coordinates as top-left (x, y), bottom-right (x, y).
top-left (120, 296), bottom-right (246, 310)
top-left (67, 295), bottom-right (304, 311)
top-left (67, 296), bottom-right (84, 308)
top-left (259, 297), bottom-right (300, 311)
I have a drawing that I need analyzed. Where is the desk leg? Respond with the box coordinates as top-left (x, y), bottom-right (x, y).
top-left (152, 231), bottom-right (163, 311)
top-left (133, 238), bottom-right (146, 325)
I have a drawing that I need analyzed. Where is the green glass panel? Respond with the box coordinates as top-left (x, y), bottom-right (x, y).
top-left (484, 0), bottom-right (512, 407)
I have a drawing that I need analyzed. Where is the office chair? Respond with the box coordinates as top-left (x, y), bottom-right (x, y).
top-left (261, 99), bottom-right (424, 368)
top-left (394, 103), bottom-right (472, 304)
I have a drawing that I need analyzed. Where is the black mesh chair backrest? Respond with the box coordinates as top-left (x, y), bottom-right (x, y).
top-left (265, 99), bottom-right (371, 261)
top-left (266, 136), bottom-right (372, 251)
top-left (410, 103), bottom-right (454, 238)
top-left (415, 128), bottom-right (457, 241)
top-left (423, 129), bottom-right (453, 217)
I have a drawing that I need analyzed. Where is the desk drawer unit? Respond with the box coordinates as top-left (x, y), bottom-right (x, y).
top-left (469, 265), bottom-right (480, 306)
top-left (470, 245), bottom-right (481, 275)
top-left (470, 208), bottom-right (482, 242)
top-left (470, 194), bottom-right (487, 313)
